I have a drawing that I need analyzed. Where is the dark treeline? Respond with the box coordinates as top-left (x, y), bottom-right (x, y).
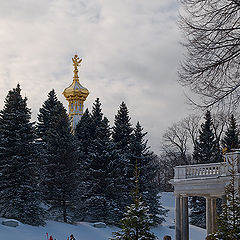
top-left (0, 85), bottom-right (166, 226)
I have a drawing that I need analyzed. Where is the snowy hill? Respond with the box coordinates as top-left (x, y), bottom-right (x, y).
top-left (0, 192), bottom-right (206, 240)
top-left (158, 192), bottom-right (206, 240)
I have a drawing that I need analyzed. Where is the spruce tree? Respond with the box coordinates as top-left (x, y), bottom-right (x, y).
top-left (0, 84), bottom-right (45, 226)
top-left (222, 114), bottom-right (239, 152)
top-left (112, 102), bottom-right (134, 213)
top-left (37, 89), bottom-right (62, 139)
top-left (111, 161), bottom-right (157, 240)
top-left (191, 111), bottom-right (223, 228)
top-left (37, 89), bottom-right (63, 198)
top-left (37, 90), bottom-right (78, 222)
top-left (74, 108), bottom-right (94, 220)
top-left (130, 122), bottom-right (167, 224)
top-left (75, 108), bottom-right (93, 154)
top-left (83, 116), bottom-right (120, 224)
top-left (91, 98), bottom-right (103, 135)
top-left (76, 98), bottom-right (121, 224)
top-left (112, 102), bottom-right (133, 152)
top-left (193, 111), bottom-right (222, 164)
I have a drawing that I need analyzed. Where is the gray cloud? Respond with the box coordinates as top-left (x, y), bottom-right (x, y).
top-left (0, 0), bottom-right (191, 153)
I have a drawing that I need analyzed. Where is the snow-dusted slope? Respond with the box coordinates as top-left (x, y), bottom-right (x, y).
top-left (158, 192), bottom-right (206, 240)
top-left (0, 192), bottom-right (206, 240)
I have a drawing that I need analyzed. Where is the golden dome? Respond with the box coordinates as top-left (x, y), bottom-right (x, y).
top-left (63, 79), bottom-right (89, 100)
top-left (63, 55), bottom-right (89, 101)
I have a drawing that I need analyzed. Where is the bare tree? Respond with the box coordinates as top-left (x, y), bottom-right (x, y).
top-left (161, 114), bottom-right (201, 162)
top-left (179, 0), bottom-right (240, 110)
top-left (182, 114), bottom-right (201, 148)
top-left (162, 122), bottom-right (190, 165)
top-left (157, 153), bottom-right (175, 191)
top-left (158, 117), bottom-right (198, 191)
top-left (212, 112), bottom-right (229, 144)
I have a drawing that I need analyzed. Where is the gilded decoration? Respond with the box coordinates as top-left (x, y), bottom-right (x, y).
top-left (63, 55), bottom-right (89, 131)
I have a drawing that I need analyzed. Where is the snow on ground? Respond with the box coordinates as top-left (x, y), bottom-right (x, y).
top-left (158, 192), bottom-right (206, 240)
top-left (0, 192), bottom-right (206, 240)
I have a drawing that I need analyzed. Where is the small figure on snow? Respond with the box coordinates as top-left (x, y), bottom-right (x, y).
top-left (67, 234), bottom-right (76, 240)
top-left (46, 233), bottom-right (55, 240)
top-left (163, 236), bottom-right (171, 240)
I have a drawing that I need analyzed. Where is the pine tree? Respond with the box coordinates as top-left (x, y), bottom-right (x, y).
top-left (37, 89), bottom-right (63, 200)
top-left (222, 114), bottom-right (239, 152)
top-left (74, 108), bottom-right (94, 220)
top-left (111, 161), bottom-right (157, 240)
top-left (112, 102), bottom-right (134, 213)
top-left (37, 89), bottom-right (62, 139)
top-left (191, 111), bottom-right (223, 228)
top-left (75, 108), bottom-right (93, 154)
top-left (130, 122), bottom-right (167, 224)
top-left (75, 99), bottom-right (104, 221)
top-left (112, 102), bottom-right (133, 152)
top-left (83, 116), bottom-right (120, 224)
top-left (0, 84), bottom-right (45, 226)
top-left (37, 90), bottom-right (78, 223)
top-left (91, 98), bottom-right (103, 136)
top-left (193, 111), bottom-right (222, 164)
top-left (76, 98), bottom-right (121, 224)
top-left (208, 157), bottom-right (240, 240)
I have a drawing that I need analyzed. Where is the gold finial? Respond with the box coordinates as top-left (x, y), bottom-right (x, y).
top-left (222, 147), bottom-right (228, 162)
top-left (72, 55), bottom-right (82, 81)
top-left (222, 147), bottom-right (228, 154)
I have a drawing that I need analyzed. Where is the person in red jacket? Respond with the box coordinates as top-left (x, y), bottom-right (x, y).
top-left (49, 236), bottom-right (53, 240)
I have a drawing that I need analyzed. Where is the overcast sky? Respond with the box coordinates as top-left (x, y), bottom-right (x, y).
top-left (0, 0), bottom-right (192, 154)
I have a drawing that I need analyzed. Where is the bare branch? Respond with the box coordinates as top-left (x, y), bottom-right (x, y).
top-left (179, 0), bottom-right (240, 110)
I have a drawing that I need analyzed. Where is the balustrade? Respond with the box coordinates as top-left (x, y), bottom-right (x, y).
top-left (174, 162), bottom-right (227, 179)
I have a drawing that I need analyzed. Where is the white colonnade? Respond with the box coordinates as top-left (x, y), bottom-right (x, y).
top-left (170, 150), bottom-right (240, 239)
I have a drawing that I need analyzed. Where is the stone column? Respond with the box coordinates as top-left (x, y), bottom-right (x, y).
top-left (181, 196), bottom-right (189, 240)
top-left (175, 195), bottom-right (181, 240)
top-left (211, 198), bottom-right (217, 233)
top-left (206, 197), bottom-right (212, 236)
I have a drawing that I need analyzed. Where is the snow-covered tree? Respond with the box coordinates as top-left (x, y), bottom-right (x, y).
top-left (193, 111), bottom-right (222, 164)
top-left (112, 102), bottom-right (133, 152)
top-left (190, 111), bottom-right (223, 228)
top-left (130, 122), bottom-right (167, 224)
top-left (37, 89), bottom-right (62, 139)
top-left (76, 100), bottom-right (166, 225)
top-left (222, 115), bottom-right (239, 152)
top-left (112, 102), bottom-right (134, 212)
top-left (83, 116), bottom-right (120, 224)
top-left (37, 89), bottom-right (64, 199)
top-left (111, 162), bottom-right (157, 240)
top-left (76, 99), bottom-right (121, 224)
top-left (74, 108), bottom-right (94, 220)
top-left (75, 108), bottom-right (93, 154)
top-left (37, 90), bottom-right (78, 223)
top-left (0, 84), bottom-right (45, 226)
top-left (111, 199), bottom-right (157, 240)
